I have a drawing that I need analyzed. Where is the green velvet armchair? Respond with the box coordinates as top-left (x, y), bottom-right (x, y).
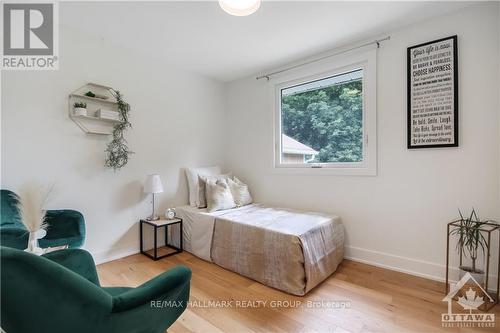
top-left (0, 247), bottom-right (191, 333)
top-left (0, 189), bottom-right (85, 249)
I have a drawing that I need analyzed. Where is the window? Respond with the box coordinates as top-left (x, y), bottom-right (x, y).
top-left (273, 50), bottom-right (377, 175)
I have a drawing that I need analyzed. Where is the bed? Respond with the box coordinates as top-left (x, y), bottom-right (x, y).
top-left (175, 203), bottom-right (344, 296)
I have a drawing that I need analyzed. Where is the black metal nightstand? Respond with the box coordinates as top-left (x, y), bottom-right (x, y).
top-left (140, 218), bottom-right (183, 260)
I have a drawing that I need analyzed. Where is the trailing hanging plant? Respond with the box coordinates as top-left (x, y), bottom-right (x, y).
top-left (105, 89), bottom-right (133, 170)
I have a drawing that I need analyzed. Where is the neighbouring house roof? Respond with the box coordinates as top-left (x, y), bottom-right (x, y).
top-left (282, 134), bottom-right (319, 155)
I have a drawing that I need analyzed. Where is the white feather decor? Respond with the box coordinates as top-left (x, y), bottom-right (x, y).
top-left (14, 184), bottom-right (52, 232)
top-left (13, 183), bottom-right (53, 254)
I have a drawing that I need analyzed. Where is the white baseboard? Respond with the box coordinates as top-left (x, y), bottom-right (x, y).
top-left (92, 243), bottom-right (450, 280)
top-left (345, 245), bottom-right (453, 283)
top-left (89, 242), bottom-right (497, 290)
top-left (91, 243), bottom-right (139, 265)
top-left (345, 246), bottom-right (498, 290)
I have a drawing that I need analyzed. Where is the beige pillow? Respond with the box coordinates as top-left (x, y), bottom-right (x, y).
top-left (198, 173), bottom-right (232, 208)
top-left (228, 177), bottom-right (253, 207)
top-left (206, 179), bottom-right (236, 213)
top-left (185, 166), bottom-right (221, 207)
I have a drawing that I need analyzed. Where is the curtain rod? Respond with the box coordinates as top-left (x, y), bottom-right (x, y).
top-left (256, 36), bottom-right (390, 81)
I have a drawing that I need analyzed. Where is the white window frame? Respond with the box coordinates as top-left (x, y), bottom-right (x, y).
top-left (271, 48), bottom-right (377, 176)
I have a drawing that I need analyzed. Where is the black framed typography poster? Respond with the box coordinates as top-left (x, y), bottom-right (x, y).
top-left (407, 35), bottom-right (458, 149)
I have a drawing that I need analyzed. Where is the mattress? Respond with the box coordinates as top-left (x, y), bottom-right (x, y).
top-left (175, 204), bottom-right (344, 296)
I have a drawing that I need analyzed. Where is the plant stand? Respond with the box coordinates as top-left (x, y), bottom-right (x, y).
top-left (445, 219), bottom-right (500, 311)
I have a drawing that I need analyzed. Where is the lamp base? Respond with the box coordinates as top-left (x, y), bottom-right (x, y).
top-left (146, 193), bottom-right (160, 221)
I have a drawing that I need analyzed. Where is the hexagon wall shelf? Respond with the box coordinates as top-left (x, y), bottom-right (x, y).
top-left (69, 83), bottom-right (120, 135)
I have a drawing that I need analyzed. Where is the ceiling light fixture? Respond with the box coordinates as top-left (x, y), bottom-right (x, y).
top-left (219, 0), bottom-right (261, 16)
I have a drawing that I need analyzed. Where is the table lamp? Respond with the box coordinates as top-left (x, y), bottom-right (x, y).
top-left (144, 174), bottom-right (163, 221)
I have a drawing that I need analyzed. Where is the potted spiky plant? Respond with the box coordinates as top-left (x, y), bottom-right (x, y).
top-left (73, 102), bottom-right (87, 116)
top-left (449, 209), bottom-right (488, 284)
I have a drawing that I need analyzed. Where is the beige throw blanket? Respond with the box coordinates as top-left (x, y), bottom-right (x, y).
top-left (210, 204), bottom-right (344, 296)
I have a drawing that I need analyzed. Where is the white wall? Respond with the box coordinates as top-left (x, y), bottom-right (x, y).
top-left (1, 2), bottom-right (498, 281)
top-left (1, 26), bottom-right (226, 263)
top-left (225, 3), bottom-right (500, 281)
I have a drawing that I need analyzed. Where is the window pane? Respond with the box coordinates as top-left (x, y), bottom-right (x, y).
top-left (281, 69), bottom-right (363, 164)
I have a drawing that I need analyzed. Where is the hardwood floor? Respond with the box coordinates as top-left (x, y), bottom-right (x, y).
top-left (97, 252), bottom-right (499, 333)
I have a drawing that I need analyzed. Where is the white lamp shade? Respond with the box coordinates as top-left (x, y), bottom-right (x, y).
top-left (144, 174), bottom-right (164, 194)
top-left (219, 0), bottom-right (261, 16)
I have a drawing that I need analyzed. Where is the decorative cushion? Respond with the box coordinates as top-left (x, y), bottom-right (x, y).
top-left (197, 173), bottom-right (232, 208)
top-left (185, 166), bottom-right (221, 207)
top-left (206, 179), bottom-right (236, 213)
top-left (228, 177), bottom-right (253, 207)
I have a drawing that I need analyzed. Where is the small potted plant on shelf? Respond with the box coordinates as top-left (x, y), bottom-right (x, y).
top-left (73, 102), bottom-right (87, 116)
top-left (85, 90), bottom-right (108, 100)
top-left (449, 209), bottom-right (488, 284)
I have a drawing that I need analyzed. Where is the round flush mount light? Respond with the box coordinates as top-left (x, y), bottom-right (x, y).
top-left (219, 0), bottom-right (261, 16)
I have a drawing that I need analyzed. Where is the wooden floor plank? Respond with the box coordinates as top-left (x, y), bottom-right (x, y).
top-left (97, 252), bottom-right (499, 333)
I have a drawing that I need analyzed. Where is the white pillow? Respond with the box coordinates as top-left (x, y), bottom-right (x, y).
top-left (206, 179), bottom-right (236, 213)
top-left (228, 177), bottom-right (253, 207)
top-left (185, 166), bottom-right (221, 206)
top-left (198, 173), bottom-right (232, 208)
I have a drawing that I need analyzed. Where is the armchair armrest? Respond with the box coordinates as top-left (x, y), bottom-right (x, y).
top-left (40, 209), bottom-right (85, 248)
top-left (0, 227), bottom-right (28, 250)
top-left (42, 248), bottom-right (100, 285)
top-left (112, 265), bottom-right (191, 313)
